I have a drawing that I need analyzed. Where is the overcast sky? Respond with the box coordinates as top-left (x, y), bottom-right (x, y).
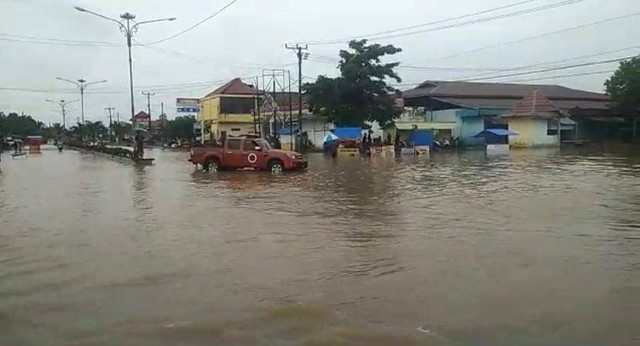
top-left (1, 0), bottom-right (638, 125)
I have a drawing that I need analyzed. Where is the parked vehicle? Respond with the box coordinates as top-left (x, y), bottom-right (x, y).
top-left (189, 135), bottom-right (308, 173)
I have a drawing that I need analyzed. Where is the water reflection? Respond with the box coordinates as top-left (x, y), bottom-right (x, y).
top-left (0, 148), bottom-right (638, 345)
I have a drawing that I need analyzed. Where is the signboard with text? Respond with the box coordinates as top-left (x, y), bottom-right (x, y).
top-left (176, 98), bottom-right (200, 116)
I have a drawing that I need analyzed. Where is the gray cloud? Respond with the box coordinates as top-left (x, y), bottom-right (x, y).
top-left (1, 0), bottom-right (638, 124)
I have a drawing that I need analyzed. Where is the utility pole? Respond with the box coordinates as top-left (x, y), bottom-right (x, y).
top-left (285, 44), bottom-right (308, 134)
top-left (74, 6), bottom-right (176, 128)
top-left (56, 78), bottom-right (107, 124)
top-left (272, 76), bottom-right (277, 138)
top-left (105, 107), bottom-right (115, 141)
top-left (46, 99), bottom-right (78, 130)
top-left (141, 91), bottom-right (155, 132)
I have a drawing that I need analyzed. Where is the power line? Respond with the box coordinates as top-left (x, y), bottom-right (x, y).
top-left (0, 36), bottom-right (119, 47)
top-left (143, 0), bottom-right (240, 45)
top-left (304, 0), bottom-right (538, 45)
top-left (460, 56), bottom-right (635, 82)
top-left (455, 44), bottom-right (640, 80)
top-left (305, 0), bottom-right (586, 45)
top-left (429, 11), bottom-right (640, 62)
top-left (0, 33), bottom-right (119, 46)
top-left (502, 69), bottom-right (616, 83)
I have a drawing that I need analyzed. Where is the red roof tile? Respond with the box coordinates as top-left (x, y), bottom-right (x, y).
top-left (133, 111), bottom-right (149, 119)
top-left (204, 78), bottom-right (257, 98)
top-left (502, 90), bottom-right (563, 118)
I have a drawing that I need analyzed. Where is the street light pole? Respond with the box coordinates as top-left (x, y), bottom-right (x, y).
top-left (74, 6), bottom-right (176, 127)
top-left (56, 77), bottom-right (107, 124)
top-left (46, 99), bottom-right (78, 130)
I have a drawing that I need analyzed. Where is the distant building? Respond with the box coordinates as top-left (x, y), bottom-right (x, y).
top-left (198, 78), bottom-right (259, 140)
top-left (401, 80), bottom-right (616, 144)
top-left (132, 111), bottom-right (150, 129)
top-left (500, 90), bottom-right (565, 147)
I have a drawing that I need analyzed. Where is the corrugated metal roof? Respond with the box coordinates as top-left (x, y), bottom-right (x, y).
top-left (428, 97), bottom-right (608, 111)
top-left (405, 80), bottom-right (607, 100)
top-left (402, 80), bottom-right (609, 111)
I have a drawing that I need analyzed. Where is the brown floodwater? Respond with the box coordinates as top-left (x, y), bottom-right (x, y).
top-left (0, 146), bottom-right (639, 345)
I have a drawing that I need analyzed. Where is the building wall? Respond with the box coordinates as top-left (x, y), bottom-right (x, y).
top-left (459, 114), bottom-right (484, 145)
top-left (302, 118), bottom-right (331, 149)
top-left (198, 97), bottom-right (219, 122)
top-left (508, 118), bottom-right (559, 147)
top-left (198, 95), bottom-right (257, 139)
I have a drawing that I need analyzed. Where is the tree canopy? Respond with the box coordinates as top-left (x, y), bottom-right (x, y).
top-left (303, 40), bottom-right (403, 127)
top-left (162, 116), bottom-right (196, 141)
top-left (605, 57), bottom-right (640, 113)
top-left (0, 112), bottom-right (44, 137)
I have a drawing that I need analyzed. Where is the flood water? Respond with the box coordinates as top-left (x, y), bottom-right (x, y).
top-left (0, 146), bottom-right (639, 345)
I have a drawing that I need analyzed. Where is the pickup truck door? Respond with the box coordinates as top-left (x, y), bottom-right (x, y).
top-left (222, 138), bottom-right (244, 168)
top-left (242, 139), bottom-right (268, 169)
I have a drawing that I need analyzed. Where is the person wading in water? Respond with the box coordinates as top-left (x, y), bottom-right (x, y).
top-left (134, 130), bottom-right (145, 159)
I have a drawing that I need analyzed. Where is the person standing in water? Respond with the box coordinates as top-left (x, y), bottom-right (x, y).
top-left (134, 131), bottom-right (145, 159)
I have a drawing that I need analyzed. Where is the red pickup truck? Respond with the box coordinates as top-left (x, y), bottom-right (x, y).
top-left (189, 136), bottom-right (308, 173)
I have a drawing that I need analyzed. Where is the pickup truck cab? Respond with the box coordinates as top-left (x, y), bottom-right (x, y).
top-left (190, 136), bottom-right (307, 173)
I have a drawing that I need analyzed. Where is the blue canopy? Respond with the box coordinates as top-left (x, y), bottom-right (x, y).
top-left (474, 128), bottom-right (518, 137)
top-left (333, 127), bottom-right (362, 139)
top-left (276, 128), bottom-right (298, 136)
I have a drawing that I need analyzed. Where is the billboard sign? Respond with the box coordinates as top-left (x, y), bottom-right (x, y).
top-left (176, 98), bottom-right (200, 115)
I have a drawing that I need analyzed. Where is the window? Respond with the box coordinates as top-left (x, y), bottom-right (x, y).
top-left (227, 139), bottom-right (242, 150)
top-left (220, 97), bottom-right (254, 114)
top-left (547, 119), bottom-right (558, 136)
top-left (244, 140), bottom-right (261, 151)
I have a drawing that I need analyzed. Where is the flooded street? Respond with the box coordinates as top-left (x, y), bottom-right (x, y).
top-left (0, 147), bottom-right (639, 345)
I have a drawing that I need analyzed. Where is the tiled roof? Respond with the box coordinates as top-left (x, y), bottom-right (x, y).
top-left (204, 78), bottom-right (257, 98)
top-left (133, 111), bottom-right (149, 119)
top-left (502, 90), bottom-right (563, 118)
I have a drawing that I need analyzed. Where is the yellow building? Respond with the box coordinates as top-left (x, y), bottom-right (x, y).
top-left (198, 78), bottom-right (258, 140)
top-left (501, 90), bottom-right (563, 148)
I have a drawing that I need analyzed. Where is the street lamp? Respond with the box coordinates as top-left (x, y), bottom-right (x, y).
top-left (74, 6), bottom-right (176, 125)
top-left (45, 99), bottom-right (78, 129)
top-left (56, 78), bottom-right (107, 123)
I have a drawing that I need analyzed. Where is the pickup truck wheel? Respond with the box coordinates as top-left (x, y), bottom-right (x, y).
top-left (268, 160), bottom-right (284, 174)
top-left (204, 159), bottom-right (220, 173)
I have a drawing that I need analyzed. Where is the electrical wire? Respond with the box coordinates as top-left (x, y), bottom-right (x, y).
top-left (305, 0), bottom-right (586, 45)
top-left (428, 11), bottom-right (640, 62)
top-left (460, 56), bottom-right (635, 82)
top-left (454, 44), bottom-right (640, 80)
top-left (303, 0), bottom-right (538, 45)
top-left (143, 0), bottom-right (240, 45)
top-left (0, 37), bottom-right (119, 47)
top-left (501, 69), bottom-right (616, 83)
top-left (0, 33), bottom-right (119, 46)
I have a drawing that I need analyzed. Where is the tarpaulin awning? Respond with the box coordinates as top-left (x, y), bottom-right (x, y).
top-left (474, 129), bottom-right (518, 137)
top-left (333, 127), bottom-right (362, 139)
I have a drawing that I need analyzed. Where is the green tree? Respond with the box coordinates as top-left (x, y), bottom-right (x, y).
top-left (605, 57), bottom-right (640, 114)
top-left (163, 116), bottom-right (196, 141)
top-left (111, 122), bottom-right (132, 143)
top-left (84, 121), bottom-right (108, 141)
top-left (303, 39), bottom-right (402, 127)
top-left (0, 112), bottom-right (43, 137)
